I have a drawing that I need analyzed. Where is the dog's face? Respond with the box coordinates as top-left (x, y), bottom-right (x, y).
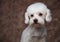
top-left (28, 11), bottom-right (45, 25)
top-left (25, 3), bottom-right (52, 26)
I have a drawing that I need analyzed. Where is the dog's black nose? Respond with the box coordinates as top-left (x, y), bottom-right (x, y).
top-left (34, 19), bottom-right (38, 23)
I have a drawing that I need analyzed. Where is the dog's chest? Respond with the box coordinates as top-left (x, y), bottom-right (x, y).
top-left (28, 28), bottom-right (46, 42)
top-left (31, 28), bottom-right (41, 36)
top-left (23, 27), bottom-right (46, 42)
top-left (31, 28), bottom-right (45, 38)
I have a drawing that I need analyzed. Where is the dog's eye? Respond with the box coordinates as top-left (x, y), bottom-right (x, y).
top-left (31, 14), bottom-right (33, 17)
top-left (39, 13), bottom-right (43, 16)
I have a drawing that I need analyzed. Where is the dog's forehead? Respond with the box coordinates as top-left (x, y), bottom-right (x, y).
top-left (27, 3), bottom-right (47, 14)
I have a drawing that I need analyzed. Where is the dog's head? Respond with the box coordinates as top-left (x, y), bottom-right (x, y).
top-left (25, 2), bottom-right (52, 26)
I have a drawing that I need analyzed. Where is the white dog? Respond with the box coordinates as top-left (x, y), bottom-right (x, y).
top-left (21, 2), bottom-right (52, 42)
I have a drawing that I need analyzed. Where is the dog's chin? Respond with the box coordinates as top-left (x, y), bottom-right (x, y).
top-left (30, 23), bottom-right (43, 28)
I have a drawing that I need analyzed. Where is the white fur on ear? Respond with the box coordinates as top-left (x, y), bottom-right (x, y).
top-left (46, 9), bottom-right (52, 22)
top-left (25, 12), bottom-right (29, 24)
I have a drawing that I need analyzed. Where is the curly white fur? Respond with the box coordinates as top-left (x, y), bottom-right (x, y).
top-left (21, 2), bottom-right (52, 42)
top-left (25, 2), bottom-right (52, 24)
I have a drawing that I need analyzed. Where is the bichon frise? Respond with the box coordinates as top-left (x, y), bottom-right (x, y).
top-left (21, 2), bottom-right (52, 42)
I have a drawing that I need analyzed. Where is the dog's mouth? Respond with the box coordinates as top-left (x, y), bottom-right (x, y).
top-left (31, 23), bottom-right (43, 28)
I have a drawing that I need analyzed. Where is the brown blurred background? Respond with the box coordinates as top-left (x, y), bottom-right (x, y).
top-left (0, 0), bottom-right (60, 42)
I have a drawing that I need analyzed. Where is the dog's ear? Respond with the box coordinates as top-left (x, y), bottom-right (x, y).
top-left (25, 12), bottom-right (29, 24)
top-left (45, 9), bottom-right (52, 22)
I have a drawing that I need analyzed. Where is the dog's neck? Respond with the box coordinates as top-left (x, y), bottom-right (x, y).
top-left (28, 25), bottom-right (45, 30)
